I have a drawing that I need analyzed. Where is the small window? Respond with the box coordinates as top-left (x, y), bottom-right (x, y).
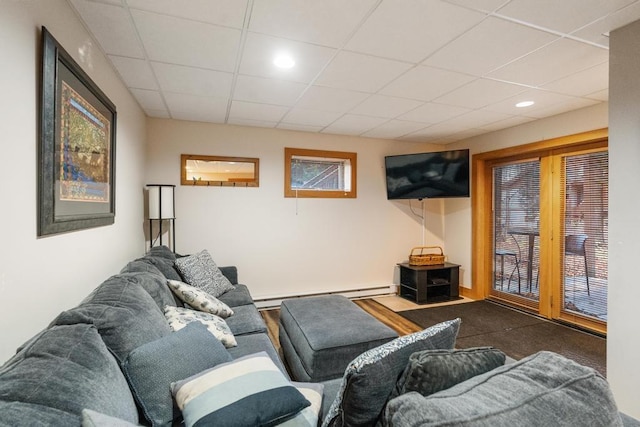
top-left (284, 147), bottom-right (357, 198)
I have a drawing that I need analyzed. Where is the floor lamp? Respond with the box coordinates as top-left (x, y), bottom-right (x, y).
top-left (147, 184), bottom-right (175, 252)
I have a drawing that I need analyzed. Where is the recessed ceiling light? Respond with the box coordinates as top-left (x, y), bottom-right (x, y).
top-left (273, 53), bottom-right (295, 69)
top-left (516, 101), bottom-right (535, 108)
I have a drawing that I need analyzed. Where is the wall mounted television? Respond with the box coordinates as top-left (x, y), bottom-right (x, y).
top-left (385, 149), bottom-right (470, 200)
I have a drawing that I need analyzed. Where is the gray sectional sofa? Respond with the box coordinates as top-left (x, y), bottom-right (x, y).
top-left (0, 245), bottom-right (637, 426)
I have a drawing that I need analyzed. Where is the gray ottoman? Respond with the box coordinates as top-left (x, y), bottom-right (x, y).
top-left (279, 295), bottom-right (398, 382)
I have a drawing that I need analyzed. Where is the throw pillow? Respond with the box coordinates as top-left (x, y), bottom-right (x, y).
top-left (392, 347), bottom-right (506, 398)
top-left (383, 351), bottom-right (623, 427)
top-left (321, 318), bottom-right (460, 427)
top-left (174, 250), bottom-right (234, 298)
top-left (164, 306), bottom-right (237, 348)
top-left (167, 279), bottom-right (234, 318)
top-left (279, 382), bottom-right (324, 427)
top-left (171, 352), bottom-right (311, 427)
top-left (122, 322), bottom-right (233, 426)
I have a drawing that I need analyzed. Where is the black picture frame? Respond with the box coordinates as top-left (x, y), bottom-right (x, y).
top-left (38, 27), bottom-right (117, 236)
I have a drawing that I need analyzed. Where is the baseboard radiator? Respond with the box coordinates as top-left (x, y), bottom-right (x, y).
top-left (254, 285), bottom-right (396, 310)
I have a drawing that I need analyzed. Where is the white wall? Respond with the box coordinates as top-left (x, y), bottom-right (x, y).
top-left (0, 0), bottom-right (148, 363)
top-left (146, 118), bottom-right (445, 299)
top-left (444, 102), bottom-right (608, 289)
top-left (607, 19), bottom-right (640, 419)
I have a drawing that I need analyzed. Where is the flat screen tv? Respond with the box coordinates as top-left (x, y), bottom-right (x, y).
top-left (385, 149), bottom-right (470, 200)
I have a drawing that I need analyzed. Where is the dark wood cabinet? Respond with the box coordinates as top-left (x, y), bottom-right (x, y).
top-left (398, 262), bottom-right (460, 304)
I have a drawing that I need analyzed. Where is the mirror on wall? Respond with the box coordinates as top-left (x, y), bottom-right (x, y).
top-left (181, 154), bottom-right (259, 187)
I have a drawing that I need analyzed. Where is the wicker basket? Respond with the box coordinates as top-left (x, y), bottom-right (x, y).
top-left (408, 246), bottom-right (446, 266)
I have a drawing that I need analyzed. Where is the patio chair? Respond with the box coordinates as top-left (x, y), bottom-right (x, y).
top-left (565, 234), bottom-right (590, 296)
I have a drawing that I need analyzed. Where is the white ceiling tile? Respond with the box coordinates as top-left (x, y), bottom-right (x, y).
top-left (398, 102), bottom-right (471, 124)
top-left (69, 0), bottom-right (144, 57)
top-left (144, 109), bottom-right (171, 118)
top-left (443, 109), bottom-right (513, 128)
top-left (321, 114), bottom-right (388, 136)
top-left (478, 115), bottom-right (535, 131)
top-left (277, 123), bottom-right (325, 133)
top-left (496, 0), bottom-right (636, 34)
top-left (572, 2), bottom-right (640, 47)
top-left (380, 66), bottom-right (476, 101)
top-left (345, 0), bottom-right (485, 63)
top-left (108, 56), bottom-right (158, 90)
top-left (229, 101), bottom-right (289, 122)
top-left (152, 63), bottom-right (233, 97)
top-left (524, 97), bottom-right (599, 119)
top-left (130, 88), bottom-right (165, 110)
top-left (249, 0), bottom-right (378, 47)
top-left (362, 120), bottom-right (428, 139)
top-left (484, 89), bottom-right (585, 116)
top-left (587, 89), bottom-right (608, 102)
top-left (443, 0), bottom-right (509, 13)
top-left (239, 33), bottom-right (336, 84)
top-left (233, 75), bottom-right (307, 106)
top-left (424, 17), bottom-right (558, 76)
top-left (281, 108), bottom-right (342, 127)
top-left (126, 0), bottom-right (249, 28)
top-left (227, 118), bottom-right (278, 128)
top-left (434, 78), bottom-right (527, 109)
top-left (487, 38), bottom-right (609, 87)
top-left (315, 52), bottom-right (413, 93)
top-left (296, 86), bottom-right (370, 113)
top-left (132, 10), bottom-right (241, 72)
top-left (164, 93), bottom-right (228, 122)
top-left (542, 63), bottom-right (608, 97)
top-left (349, 95), bottom-right (424, 119)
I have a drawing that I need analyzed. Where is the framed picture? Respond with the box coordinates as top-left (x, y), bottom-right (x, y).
top-left (38, 27), bottom-right (117, 236)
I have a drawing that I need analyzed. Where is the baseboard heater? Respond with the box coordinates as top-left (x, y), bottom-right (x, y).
top-left (254, 285), bottom-right (396, 310)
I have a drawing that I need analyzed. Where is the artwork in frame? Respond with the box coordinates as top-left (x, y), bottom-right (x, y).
top-left (38, 27), bottom-right (117, 236)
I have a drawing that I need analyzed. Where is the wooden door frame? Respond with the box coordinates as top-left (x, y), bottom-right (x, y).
top-left (471, 129), bottom-right (608, 320)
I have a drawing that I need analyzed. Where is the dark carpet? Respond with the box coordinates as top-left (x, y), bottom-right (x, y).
top-left (398, 300), bottom-right (607, 376)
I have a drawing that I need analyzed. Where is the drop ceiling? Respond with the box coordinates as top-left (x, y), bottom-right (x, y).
top-left (69, 0), bottom-right (640, 144)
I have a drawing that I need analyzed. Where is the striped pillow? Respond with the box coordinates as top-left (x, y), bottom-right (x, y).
top-left (172, 352), bottom-right (310, 427)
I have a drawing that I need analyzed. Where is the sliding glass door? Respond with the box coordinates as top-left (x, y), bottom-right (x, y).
top-left (558, 150), bottom-right (608, 329)
top-left (492, 159), bottom-right (540, 309)
top-left (484, 139), bottom-right (608, 333)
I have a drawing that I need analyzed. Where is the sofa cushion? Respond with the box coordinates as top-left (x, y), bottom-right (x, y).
top-left (142, 254), bottom-right (184, 282)
top-left (322, 318), bottom-right (460, 427)
top-left (164, 306), bottom-right (237, 348)
top-left (122, 321), bottom-right (232, 426)
top-left (118, 264), bottom-right (177, 310)
top-left (168, 279), bottom-right (233, 318)
top-left (217, 283), bottom-right (253, 307)
top-left (52, 274), bottom-right (171, 362)
top-left (148, 245), bottom-right (177, 261)
top-left (383, 351), bottom-right (623, 427)
top-left (218, 266), bottom-right (238, 285)
top-left (393, 347), bottom-right (506, 398)
top-left (0, 323), bottom-right (138, 424)
top-left (174, 249), bottom-right (234, 297)
top-left (172, 352), bottom-right (310, 427)
top-left (230, 333), bottom-right (289, 376)
top-left (0, 401), bottom-right (79, 426)
top-left (224, 303), bottom-right (268, 335)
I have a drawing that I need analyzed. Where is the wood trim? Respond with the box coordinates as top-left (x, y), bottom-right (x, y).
top-left (471, 128), bottom-right (608, 316)
top-left (284, 147), bottom-right (357, 198)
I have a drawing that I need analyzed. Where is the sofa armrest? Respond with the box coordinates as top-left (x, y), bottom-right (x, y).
top-left (218, 266), bottom-right (238, 285)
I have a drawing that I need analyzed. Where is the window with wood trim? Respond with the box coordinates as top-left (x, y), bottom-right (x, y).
top-left (284, 148), bottom-right (357, 198)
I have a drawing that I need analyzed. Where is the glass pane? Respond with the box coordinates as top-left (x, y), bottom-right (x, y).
top-left (290, 158), bottom-right (349, 191)
top-left (563, 151), bottom-right (608, 321)
top-left (493, 160), bottom-right (540, 302)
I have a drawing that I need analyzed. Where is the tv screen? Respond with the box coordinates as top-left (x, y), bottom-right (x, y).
top-left (385, 149), bottom-right (470, 200)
